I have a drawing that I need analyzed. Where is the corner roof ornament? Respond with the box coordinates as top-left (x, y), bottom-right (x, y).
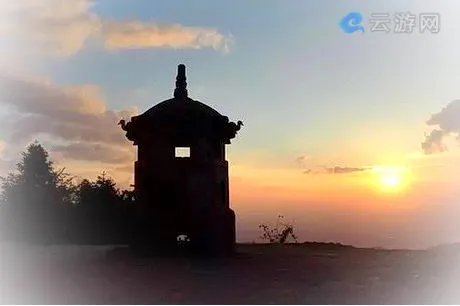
top-left (174, 64), bottom-right (188, 100)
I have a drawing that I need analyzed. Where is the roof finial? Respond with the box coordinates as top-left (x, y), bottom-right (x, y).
top-left (174, 64), bottom-right (188, 99)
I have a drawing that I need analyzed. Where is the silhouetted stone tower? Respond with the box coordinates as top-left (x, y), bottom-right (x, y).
top-left (119, 64), bottom-right (243, 255)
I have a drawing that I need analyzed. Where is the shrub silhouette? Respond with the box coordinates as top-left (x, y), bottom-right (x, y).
top-left (259, 215), bottom-right (298, 244)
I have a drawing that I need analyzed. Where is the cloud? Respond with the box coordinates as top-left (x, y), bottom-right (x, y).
top-left (102, 21), bottom-right (233, 53)
top-left (0, 0), bottom-right (233, 57)
top-left (324, 166), bottom-right (370, 175)
top-left (421, 129), bottom-right (447, 155)
top-left (300, 164), bottom-right (370, 175)
top-left (422, 100), bottom-right (460, 154)
top-left (0, 70), bottom-right (137, 169)
top-left (295, 156), bottom-right (371, 175)
top-left (52, 143), bottom-right (133, 164)
top-left (295, 155), bottom-right (310, 167)
top-left (113, 165), bottom-right (134, 174)
top-left (0, 0), bottom-right (101, 57)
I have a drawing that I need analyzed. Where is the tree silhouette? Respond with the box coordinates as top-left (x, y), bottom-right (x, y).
top-left (76, 173), bottom-right (119, 215)
top-left (0, 141), bottom-right (75, 243)
top-left (73, 172), bottom-right (131, 244)
top-left (0, 141), bottom-right (134, 245)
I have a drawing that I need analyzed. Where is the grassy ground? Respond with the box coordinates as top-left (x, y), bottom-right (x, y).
top-left (1, 243), bottom-right (459, 304)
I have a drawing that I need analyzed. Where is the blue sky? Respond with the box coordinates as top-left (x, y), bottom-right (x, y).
top-left (33, 0), bottom-right (456, 164)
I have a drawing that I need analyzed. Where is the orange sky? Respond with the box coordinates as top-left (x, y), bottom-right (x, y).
top-left (228, 149), bottom-right (460, 249)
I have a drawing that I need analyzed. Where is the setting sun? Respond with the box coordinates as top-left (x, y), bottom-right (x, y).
top-left (379, 172), bottom-right (402, 190)
top-left (371, 166), bottom-right (410, 192)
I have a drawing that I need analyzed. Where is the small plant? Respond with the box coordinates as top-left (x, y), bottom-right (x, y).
top-left (259, 215), bottom-right (298, 244)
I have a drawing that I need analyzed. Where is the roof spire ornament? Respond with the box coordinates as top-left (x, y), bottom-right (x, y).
top-left (174, 64), bottom-right (188, 100)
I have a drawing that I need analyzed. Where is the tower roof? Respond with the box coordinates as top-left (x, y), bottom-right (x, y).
top-left (136, 64), bottom-right (223, 124)
top-left (123, 64), bottom-right (243, 144)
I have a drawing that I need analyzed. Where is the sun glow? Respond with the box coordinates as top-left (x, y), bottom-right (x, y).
top-left (380, 172), bottom-right (401, 189)
top-left (372, 166), bottom-right (410, 192)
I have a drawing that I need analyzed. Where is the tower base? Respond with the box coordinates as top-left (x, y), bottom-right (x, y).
top-left (129, 207), bottom-right (236, 257)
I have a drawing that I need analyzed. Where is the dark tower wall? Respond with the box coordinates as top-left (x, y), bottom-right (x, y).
top-left (120, 65), bottom-right (242, 256)
top-left (134, 137), bottom-right (234, 254)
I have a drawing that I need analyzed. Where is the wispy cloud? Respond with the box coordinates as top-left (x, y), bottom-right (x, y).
top-left (0, 0), bottom-right (234, 57)
top-left (295, 156), bottom-right (372, 175)
top-left (295, 155), bottom-right (310, 167)
top-left (323, 166), bottom-right (370, 174)
top-left (102, 20), bottom-right (233, 53)
top-left (422, 100), bottom-right (460, 154)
